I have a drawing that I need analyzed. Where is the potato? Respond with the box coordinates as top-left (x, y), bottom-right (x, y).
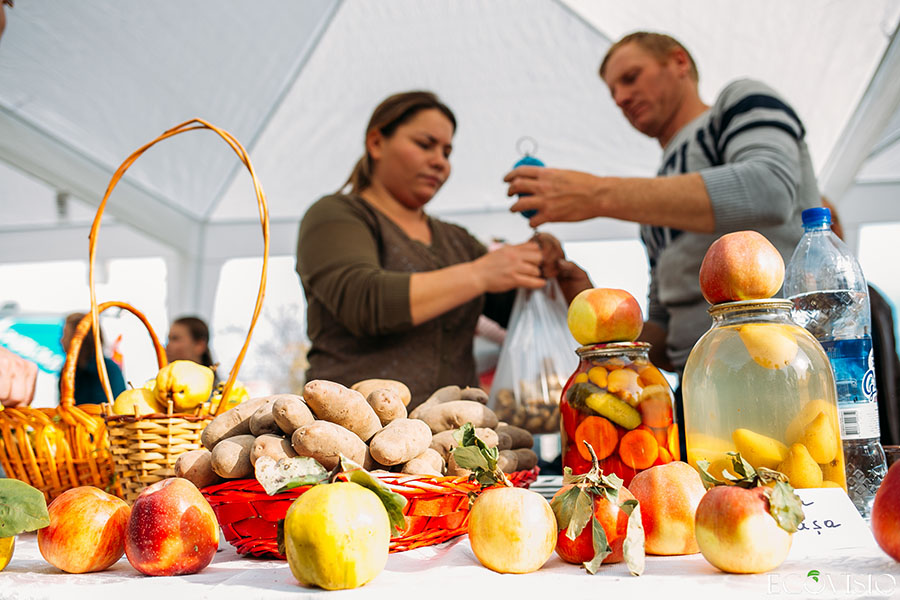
top-left (291, 420), bottom-right (367, 470)
top-left (352, 379), bottom-right (412, 407)
top-left (496, 424), bottom-right (534, 450)
top-left (460, 386), bottom-right (489, 404)
top-left (249, 397), bottom-right (280, 436)
top-left (210, 434), bottom-right (256, 479)
top-left (445, 454), bottom-right (471, 478)
top-left (497, 430), bottom-right (513, 451)
top-left (366, 388), bottom-right (407, 426)
top-left (416, 400), bottom-right (498, 434)
top-left (303, 380), bottom-right (382, 442)
top-left (201, 396), bottom-right (271, 450)
top-left (174, 449), bottom-right (221, 489)
top-left (272, 395), bottom-right (315, 435)
top-left (409, 385), bottom-right (462, 418)
top-left (497, 449), bottom-right (519, 473)
top-left (429, 427), bottom-right (498, 462)
top-left (401, 448), bottom-right (445, 476)
top-left (512, 448), bottom-right (539, 471)
top-left (250, 433), bottom-right (297, 466)
top-left (368, 418), bottom-right (432, 466)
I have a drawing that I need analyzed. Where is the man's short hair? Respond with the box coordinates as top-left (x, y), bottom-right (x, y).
top-left (600, 32), bottom-right (699, 82)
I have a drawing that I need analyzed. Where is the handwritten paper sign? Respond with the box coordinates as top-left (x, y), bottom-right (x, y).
top-left (787, 488), bottom-right (875, 559)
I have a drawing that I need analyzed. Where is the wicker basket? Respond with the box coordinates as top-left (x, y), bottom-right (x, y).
top-left (0, 301), bottom-right (159, 501)
top-left (202, 467), bottom-right (540, 558)
top-left (93, 119), bottom-right (269, 503)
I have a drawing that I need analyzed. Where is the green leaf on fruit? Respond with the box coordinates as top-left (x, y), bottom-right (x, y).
top-left (450, 423), bottom-right (507, 489)
top-left (620, 499), bottom-right (646, 576)
top-left (726, 451), bottom-right (758, 485)
top-left (768, 481), bottom-right (805, 534)
top-left (566, 488), bottom-right (595, 541)
top-left (339, 455), bottom-right (408, 535)
top-left (0, 479), bottom-right (49, 537)
top-left (584, 515), bottom-right (612, 574)
top-left (550, 486), bottom-right (580, 533)
top-left (255, 455), bottom-right (329, 496)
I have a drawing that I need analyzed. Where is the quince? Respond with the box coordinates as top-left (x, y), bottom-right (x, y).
top-left (155, 360), bottom-right (215, 413)
top-left (113, 387), bottom-right (163, 416)
top-left (206, 380), bottom-right (249, 416)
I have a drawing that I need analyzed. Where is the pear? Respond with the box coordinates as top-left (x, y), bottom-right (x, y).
top-left (798, 411), bottom-right (838, 463)
top-left (155, 360), bottom-right (215, 413)
top-left (785, 398), bottom-right (839, 444)
top-left (820, 454), bottom-right (847, 489)
top-left (732, 428), bottom-right (788, 470)
top-left (113, 387), bottom-right (163, 416)
top-left (777, 443), bottom-right (823, 488)
top-left (737, 324), bottom-right (798, 369)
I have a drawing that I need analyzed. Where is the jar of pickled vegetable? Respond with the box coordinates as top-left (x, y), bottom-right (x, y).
top-left (682, 299), bottom-right (847, 490)
top-left (560, 342), bottom-right (678, 485)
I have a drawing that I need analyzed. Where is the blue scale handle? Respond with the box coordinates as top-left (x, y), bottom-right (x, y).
top-left (513, 155), bottom-right (545, 218)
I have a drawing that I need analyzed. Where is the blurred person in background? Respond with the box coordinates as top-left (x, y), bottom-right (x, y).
top-left (165, 316), bottom-right (215, 368)
top-left (296, 90), bottom-right (590, 408)
top-left (59, 312), bottom-right (126, 405)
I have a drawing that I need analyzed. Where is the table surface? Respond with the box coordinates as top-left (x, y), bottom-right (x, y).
top-left (3, 532), bottom-right (898, 600)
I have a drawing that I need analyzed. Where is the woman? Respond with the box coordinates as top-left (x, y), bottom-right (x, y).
top-left (296, 91), bottom-right (589, 407)
top-left (165, 316), bottom-right (215, 368)
top-left (60, 312), bottom-right (126, 405)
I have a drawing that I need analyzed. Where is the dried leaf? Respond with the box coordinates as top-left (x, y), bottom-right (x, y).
top-left (0, 479), bottom-right (49, 538)
top-left (584, 515), bottom-right (612, 574)
top-left (621, 499), bottom-right (646, 576)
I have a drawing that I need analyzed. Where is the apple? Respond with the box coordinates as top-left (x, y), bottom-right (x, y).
top-left (553, 484), bottom-right (636, 566)
top-left (698, 231), bottom-right (785, 304)
top-left (125, 477), bottom-right (219, 576)
top-left (567, 288), bottom-right (643, 346)
top-left (694, 485), bottom-right (793, 573)
top-left (872, 461), bottom-right (900, 561)
top-left (629, 461), bottom-right (705, 555)
top-left (37, 486), bottom-right (130, 573)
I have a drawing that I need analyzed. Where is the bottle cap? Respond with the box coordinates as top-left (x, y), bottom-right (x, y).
top-left (514, 155), bottom-right (545, 168)
top-left (801, 207), bottom-right (832, 227)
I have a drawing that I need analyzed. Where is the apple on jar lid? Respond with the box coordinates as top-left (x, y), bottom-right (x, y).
top-left (699, 231), bottom-right (785, 305)
top-left (567, 288), bottom-right (643, 346)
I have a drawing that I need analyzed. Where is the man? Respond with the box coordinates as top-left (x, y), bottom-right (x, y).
top-left (506, 31), bottom-right (818, 373)
top-left (0, 0), bottom-right (11, 42)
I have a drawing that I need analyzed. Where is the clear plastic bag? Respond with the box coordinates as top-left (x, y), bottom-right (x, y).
top-left (489, 279), bottom-right (579, 433)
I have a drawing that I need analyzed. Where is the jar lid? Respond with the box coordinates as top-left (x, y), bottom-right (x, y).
top-left (576, 341), bottom-right (650, 358)
top-left (708, 298), bottom-right (792, 317)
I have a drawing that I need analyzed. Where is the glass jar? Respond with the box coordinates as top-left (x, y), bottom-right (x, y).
top-left (682, 299), bottom-right (847, 490)
top-left (560, 342), bottom-right (677, 485)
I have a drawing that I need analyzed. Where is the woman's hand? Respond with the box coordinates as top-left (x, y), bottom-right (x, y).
top-left (473, 241), bottom-right (545, 293)
top-left (0, 347), bottom-right (37, 408)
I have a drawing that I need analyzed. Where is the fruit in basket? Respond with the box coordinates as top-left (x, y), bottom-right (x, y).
top-left (155, 360), bottom-right (215, 413)
top-left (112, 386), bottom-right (163, 416)
top-left (871, 462), bottom-right (900, 561)
top-left (551, 442), bottom-right (644, 574)
top-left (694, 453), bottom-right (804, 573)
top-left (452, 424), bottom-right (556, 573)
top-left (0, 479), bottom-right (50, 572)
top-left (125, 478), bottom-right (219, 576)
top-left (206, 380), bottom-right (250, 416)
top-left (37, 486), bottom-right (129, 573)
top-left (567, 288), bottom-right (643, 345)
top-left (628, 462), bottom-right (705, 555)
top-left (699, 230), bottom-right (785, 304)
top-left (284, 481), bottom-right (390, 590)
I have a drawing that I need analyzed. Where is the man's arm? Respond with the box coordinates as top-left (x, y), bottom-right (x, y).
top-left (506, 167), bottom-right (715, 232)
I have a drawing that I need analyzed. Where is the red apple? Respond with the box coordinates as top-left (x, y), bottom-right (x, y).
top-left (694, 485), bottom-right (792, 573)
top-left (125, 477), bottom-right (219, 576)
top-left (567, 288), bottom-right (643, 345)
top-left (553, 484), bottom-right (636, 565)
top-left (37, 486), bottom-right (130, 573)
top-left (699, 231), bottom-right (784, 304)
top-left (872, 461), bottom-right (900, 561)
top-left (629, 461), bottom-right (705, 555)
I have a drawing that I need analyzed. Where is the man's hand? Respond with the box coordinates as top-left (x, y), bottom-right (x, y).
top-left (505, 166), bottom-right (603, 228)
top-left (0, 347), bottom-right (38, 408)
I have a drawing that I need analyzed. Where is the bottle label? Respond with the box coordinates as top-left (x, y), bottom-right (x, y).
top-left (820, 338), bottom-right (881, 440)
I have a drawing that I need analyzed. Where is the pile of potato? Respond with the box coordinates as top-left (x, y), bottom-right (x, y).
top-left (492, 371), bottom-right (563, 434)
top-left (174, 379), bottom-right (539, 490)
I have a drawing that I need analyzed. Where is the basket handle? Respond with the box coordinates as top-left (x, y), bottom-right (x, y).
top-left (88, 119), bottom-right (269, 414)
top-left (60, 301), bottom-right (167, 408)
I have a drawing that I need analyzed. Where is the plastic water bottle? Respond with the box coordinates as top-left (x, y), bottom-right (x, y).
top-left (784, 206), bottom-right (887, 518)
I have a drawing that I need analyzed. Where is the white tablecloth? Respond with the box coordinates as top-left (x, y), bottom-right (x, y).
top-left (2, 525), bottom-right (898, 600)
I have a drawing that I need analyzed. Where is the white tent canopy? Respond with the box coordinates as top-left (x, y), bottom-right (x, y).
top-left (2, 0), bottom-right (900, 322)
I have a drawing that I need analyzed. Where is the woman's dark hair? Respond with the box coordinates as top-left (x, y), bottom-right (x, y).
top-left (172, 316), bottom-right (214, 368)
top-left (65, 312), bottom-right (105, 369)
top-left (342, 91), bottom-right (456, 194)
